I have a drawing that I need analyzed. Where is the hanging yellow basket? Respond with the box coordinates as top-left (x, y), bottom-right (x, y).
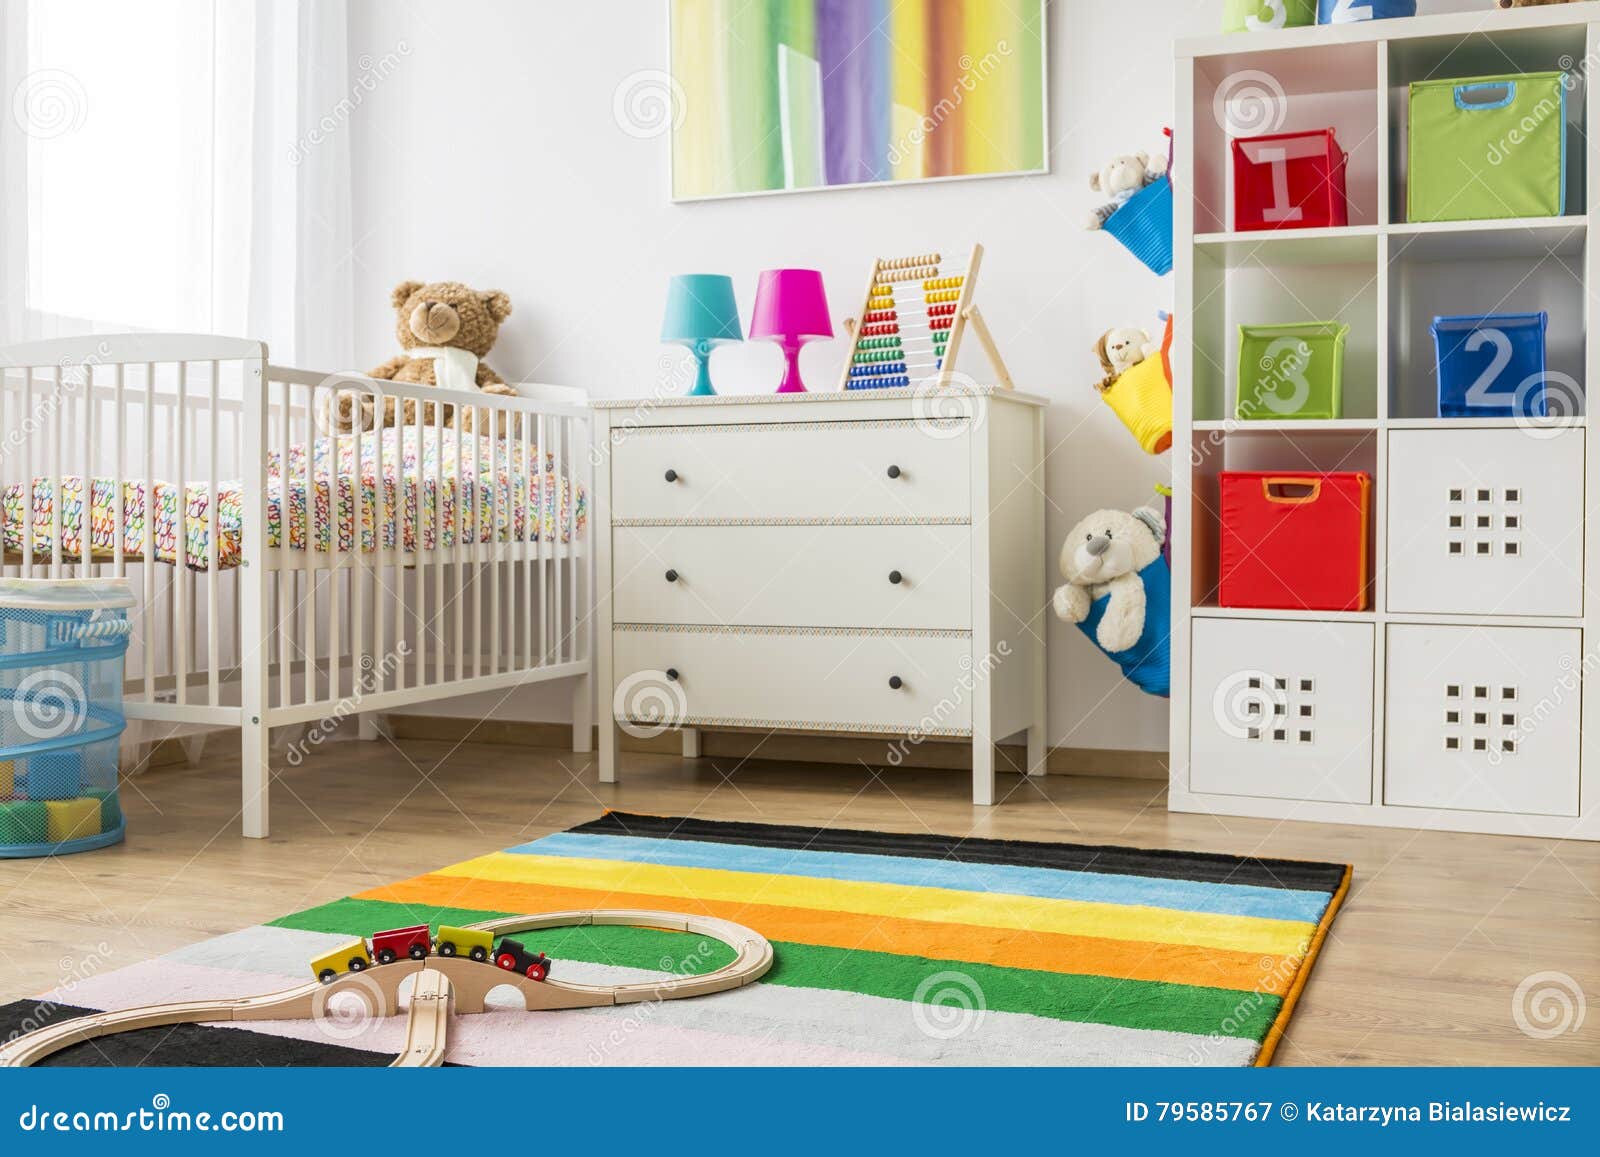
top-left (1100, 315), bottom-right (1174, 455)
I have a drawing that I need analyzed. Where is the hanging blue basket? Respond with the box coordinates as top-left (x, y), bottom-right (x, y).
top-left (1317, 0), bottom-right (1416, 24)
top-left (1103, 176), bottom-right (1174, 276)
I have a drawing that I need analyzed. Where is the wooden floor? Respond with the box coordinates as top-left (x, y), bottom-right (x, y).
top-left (2, 735), bottom-right (1597, 1066)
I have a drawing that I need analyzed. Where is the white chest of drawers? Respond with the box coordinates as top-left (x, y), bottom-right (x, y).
top-left (591, 387), bottom-right (1048, 805)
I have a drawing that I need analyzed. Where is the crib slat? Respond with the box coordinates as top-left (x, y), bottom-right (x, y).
top-left (80, 360), bottom-right (93, 581)
top-left (454, 406), bottom-right (465, 683)
top-left (433, 396), bottom-right (445, 686)
top-left (391, 397), bottom-right (406, 694)
top-left (49, 366), bottom-right (62, 576)
top-left (302, 379), bottom-right (318, 705)
top-left (142, 363), bottom-right (156, 700)
top-left (522, 409), bottom-right (534, 670)
top-left (412, 395), bottom-right (425, 688)
top-left (326, 386), bottom-right (342, 706)
top-left (174, 362), bottom-right (189, 706)
top-left (373, 384), bottom-right (388, 698)
top-left (536, 413), bottom-right (547, 666)
top-left (21, 367), bottom-right (33, 579)
top-left (349, 384), bottom-right (366, 710)
top-left (277, 375), bottom-right (292, 710)
top-left (208, 359), bottom-right (221, 707)
top-left (113, 365), bottom-right (125, 581)
top-left (490, 407), bottom-right (501, 676)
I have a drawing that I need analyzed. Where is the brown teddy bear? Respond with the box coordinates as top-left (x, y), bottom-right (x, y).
top-left (343, 279), bottom-right (517, 430)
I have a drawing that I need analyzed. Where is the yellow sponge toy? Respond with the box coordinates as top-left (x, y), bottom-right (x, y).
top-left (45, 798), bottom-right (102, 843)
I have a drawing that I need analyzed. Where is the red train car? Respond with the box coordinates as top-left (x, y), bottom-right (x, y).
top-left (371, 924), bottom-right (431, 965)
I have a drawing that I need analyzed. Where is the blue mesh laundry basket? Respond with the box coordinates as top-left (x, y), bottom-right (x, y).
top-left (1103, 176), bottom-right (1174, 276)
top-left (0, 579), bottom-right (134, 858)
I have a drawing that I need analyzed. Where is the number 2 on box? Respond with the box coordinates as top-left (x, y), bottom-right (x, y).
top-left (1464, 328), bottom-right (1515, 408)
top-left (1331, 0), bottom-right (1374, 20)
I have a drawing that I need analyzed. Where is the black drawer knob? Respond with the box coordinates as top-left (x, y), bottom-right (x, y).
top-left (665, 668), bottom-right (679, 681)
top-left (665, 569), bottom-right (679, 583)
top-left (888, 675), bottom-right (903, 690)
top-left (888, 570), bottom-right (903, 585)
top-left (886, 464), bottom-right (901, 479)
top-left (664, 469), bottom-right (679, 482)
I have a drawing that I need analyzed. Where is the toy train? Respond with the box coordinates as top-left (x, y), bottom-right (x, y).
top-left (310, 924), bottom-right (553, 985)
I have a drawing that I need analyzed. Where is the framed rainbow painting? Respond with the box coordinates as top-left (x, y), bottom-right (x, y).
top-left (669, 0), bottom-right (1049, 201)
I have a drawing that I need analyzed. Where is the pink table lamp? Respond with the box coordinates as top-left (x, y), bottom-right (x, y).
top-left (750, 268), bottom-right (834, 393)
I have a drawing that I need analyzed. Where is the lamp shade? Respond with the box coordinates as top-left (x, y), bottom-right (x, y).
top-left (749, 269), bottom-right (833, 341)
top-left (660, 274), bottom-right (743, 345)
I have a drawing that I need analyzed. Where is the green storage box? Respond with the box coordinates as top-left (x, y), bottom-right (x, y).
top-left (1224, 0), bottom-right (1315, 32)
top-left (1408, 72), bottom-right (1568, 222)
top-left (0, 801), bottom-right (47, 846)
top-left (1236, 322), bottom-right (1350, 420)
top-left (84, 787), bottom-right (122, 832)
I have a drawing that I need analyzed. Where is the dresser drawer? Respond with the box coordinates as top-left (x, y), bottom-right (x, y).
top-left (608, 420), bottom-right (970, 522)
top-left (1387, 428), bottom-right (1584, 617)
top-left (613, 627), bottom-right (973, 734)
top-left (613, 524), bottom-right (971, 629)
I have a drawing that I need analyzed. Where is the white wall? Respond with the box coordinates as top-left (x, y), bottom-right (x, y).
top-left (342, 0), bottom-right (1474, 753)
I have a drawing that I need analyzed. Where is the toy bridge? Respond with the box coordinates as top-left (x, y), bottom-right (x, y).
top-left (0, 910), bottom-right (774, 1068)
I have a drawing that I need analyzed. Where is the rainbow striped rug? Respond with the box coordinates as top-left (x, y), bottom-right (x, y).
top-left (13, 813), bottom-right (1349, 1066)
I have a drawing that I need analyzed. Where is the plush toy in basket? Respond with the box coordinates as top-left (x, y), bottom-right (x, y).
top-left (1094, 313), bottom-right (1174, 455)
top-left (341, 278), bottom-right (517, 431)
top-left (1052, 504), bottom-right (1171, 697)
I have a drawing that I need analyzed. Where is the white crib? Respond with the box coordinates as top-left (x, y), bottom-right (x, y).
top-left (0, 334), bottom-right (594, 838)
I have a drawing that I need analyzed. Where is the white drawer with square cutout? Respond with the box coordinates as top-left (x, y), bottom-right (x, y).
top-left (1384, 624), bottom-right (1580, 817)
top-left (1387, 428), bottom-right (1584, 617)
top-left (613, 524), bottom-right (971, 629)
top-left (609, 420), bottom-right (970, 522)
top-left (1189, 618), bottom-right (1373, 804)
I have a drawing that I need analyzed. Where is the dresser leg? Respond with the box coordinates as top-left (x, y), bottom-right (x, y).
top-left (681, 728), bottom-right (702, 759)
top-left (571, 674), bottom-right (594, 754)
top-left (972, 735), bottom-right (996, 806)
top-left (599, 717), bottom-right (620, 784)
top-left (1026, 724), bottom-right (1047, 777)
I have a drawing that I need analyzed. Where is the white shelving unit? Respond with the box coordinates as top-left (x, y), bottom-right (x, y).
top-left (1171, 5), bottom-right (1600, 840)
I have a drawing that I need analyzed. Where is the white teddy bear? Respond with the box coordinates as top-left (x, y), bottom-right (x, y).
top-left (1052, 505), bottom-right (1166, 653)
top-left (1086, 150), bottom-right (1168, 230)
top-left (1093, 325), bottom-right (1164, 390)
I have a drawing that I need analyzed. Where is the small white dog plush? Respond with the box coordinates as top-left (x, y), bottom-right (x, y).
top-left (1086, 150), bottom-right (1168, 229)
top-left (1052, 505), bottom-right (1166, 653)
top-left (1093, 326), bottom-right (1164, 390)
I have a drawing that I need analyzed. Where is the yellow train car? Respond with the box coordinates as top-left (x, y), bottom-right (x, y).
top-left (434, 925), bottom-right (493, 963)
top-left (310, 938), bottom-right (373, 984)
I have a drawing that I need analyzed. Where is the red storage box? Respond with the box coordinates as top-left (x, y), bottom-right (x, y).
top-left (1219, 471), bottom-right (1371, 611)
top-left (1232, 128), bottom-right (1349, 232)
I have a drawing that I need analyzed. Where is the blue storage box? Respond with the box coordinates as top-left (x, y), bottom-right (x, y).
top-left (1317, 0), bottom-right (1415, 24)
top-left (1103, 175), bottom-right (1173, 276)
top-left (1433, 312), bottom-right (1549, 418)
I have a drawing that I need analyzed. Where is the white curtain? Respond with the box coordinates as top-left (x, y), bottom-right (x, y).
top-left (0, 0), bottom-right (353, 368)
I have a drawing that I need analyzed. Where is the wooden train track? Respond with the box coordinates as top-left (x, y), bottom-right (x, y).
top-left (0, 909), bottom-right (774, 1068)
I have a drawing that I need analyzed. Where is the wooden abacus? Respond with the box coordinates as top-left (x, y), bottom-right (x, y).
top-left (838, 243), bottom-right (1013, 391)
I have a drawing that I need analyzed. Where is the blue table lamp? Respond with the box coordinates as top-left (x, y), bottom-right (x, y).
top-left (661, 274), bottom-right (743, 396)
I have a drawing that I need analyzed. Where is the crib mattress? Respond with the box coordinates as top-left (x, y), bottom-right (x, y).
top-left (2, 427), bottom-right (586, 570)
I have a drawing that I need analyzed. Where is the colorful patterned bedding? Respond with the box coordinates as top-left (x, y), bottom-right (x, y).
top-left (1, 427), bottom-right (586, 570)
